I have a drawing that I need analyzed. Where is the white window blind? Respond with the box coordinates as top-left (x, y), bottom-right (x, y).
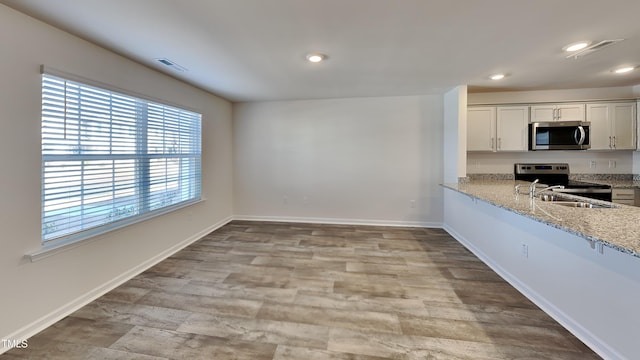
top-left (41, 73), bottom-right (201, 246)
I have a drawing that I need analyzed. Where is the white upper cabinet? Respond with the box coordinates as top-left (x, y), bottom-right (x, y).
top-left (467, 106), bottom-right (528, 152)
top-left (496, 106), bottom-right (529, 151)
top-left (530, 103), bottom-right (585, 122)
top-left (587, 102), bottom-right (636, 150)
top-left (467, 107), bottom-right (495, 151)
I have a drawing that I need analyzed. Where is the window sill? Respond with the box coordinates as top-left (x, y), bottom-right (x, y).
top-left (27, 198), bottom-right (205, 262)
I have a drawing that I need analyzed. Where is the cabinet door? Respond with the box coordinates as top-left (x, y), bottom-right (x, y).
top-left (611, 102), bottom-right (636, 150)
top-left (612, 188), bottom-right (636, 206)
top-left (467, 107), bottom-right (495, 151)
top-left (556, 104), bottom-right (585, 121)
top-left (530, 105), bottom-right (556, 122)
top-left (531, 104), bottom-right (585, 122)
top-left (496, 106), bottom-right (528, 151)
top-left (586, 103), bottom-right (612, 150)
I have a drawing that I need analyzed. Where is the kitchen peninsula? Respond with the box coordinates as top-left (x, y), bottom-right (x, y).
top-left (442, 179), bottom-right (640, 360)
top-left (444, 179), bottom-right (640, 256)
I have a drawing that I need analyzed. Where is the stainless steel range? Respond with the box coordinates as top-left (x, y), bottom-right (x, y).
top-left (514, 163), bottom-right (612, 202)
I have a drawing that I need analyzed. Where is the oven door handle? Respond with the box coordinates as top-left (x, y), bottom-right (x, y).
top-left (574, 126), bottom-right (586, 145)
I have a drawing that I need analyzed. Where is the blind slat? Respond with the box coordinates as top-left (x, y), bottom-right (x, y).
top-left (41, 74), bottom-right (202, 244)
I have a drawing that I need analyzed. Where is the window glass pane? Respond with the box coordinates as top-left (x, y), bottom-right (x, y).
top-left (41, 74), bottom-right (202, 245)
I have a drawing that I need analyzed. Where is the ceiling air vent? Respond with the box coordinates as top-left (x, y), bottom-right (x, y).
top-left (154, 58), bottom-right (188, 72)
top-left (566, 39), bottom-right (624, 59)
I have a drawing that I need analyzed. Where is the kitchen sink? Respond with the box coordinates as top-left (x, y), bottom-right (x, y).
top-left (539, 194), bottom-right (570, 202)
top-left (549, 201), bottom-right (612, 208)
top-left (538, 194), bottom-right (617, 208)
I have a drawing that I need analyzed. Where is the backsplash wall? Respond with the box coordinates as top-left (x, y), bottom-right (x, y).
top-left (467, 151), bottom-right (634, 175)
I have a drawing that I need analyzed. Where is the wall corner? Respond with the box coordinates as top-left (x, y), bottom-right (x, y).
top-left (443, 86), bottom-right (468, 184)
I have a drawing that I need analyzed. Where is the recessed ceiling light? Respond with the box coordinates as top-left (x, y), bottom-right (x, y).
top-left (490, 73), bottom-right (505, 80)
top-left (614, 66), bottom-right (635, 74)
top-left (564, 39), bottom-right (624, 59)
top-left (306, 53), bottom-right (327, 63)
top-left (563, 41), bottom-right (590, 52)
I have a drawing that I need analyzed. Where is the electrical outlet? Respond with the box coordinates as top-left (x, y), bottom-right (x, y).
top-left (609, 160), bottom-right (616, 168)
top-left (410, 200), bottom-right (416, 208)
top-left (521, 244), bottom-right (528, 258)
top-left (589, 160), bottom-right (597, 169)
top-left (283, 195), bottom-right (288, 204)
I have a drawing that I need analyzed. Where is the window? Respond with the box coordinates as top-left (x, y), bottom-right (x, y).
top-left (41, 72), bottom-right (201, 247)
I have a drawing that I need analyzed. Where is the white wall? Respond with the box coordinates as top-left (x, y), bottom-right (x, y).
top-left (469, 86), bottom-right (637, 105)
top-left (0, 4), bottom-right (233, 345)
top-left (443, 86), bottom-right (467, 182)
top-left (233, 95), bottom-right (444, 227)
top-left (468, 151), bottom-right (635, 174)
top-left (468, 87), bottom-right (639, 175)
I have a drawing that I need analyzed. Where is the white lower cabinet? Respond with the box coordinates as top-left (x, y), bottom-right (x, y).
top-left (467, 106), bottom-right (528, 152)
top-left (612, 188), bottom-right (636, 206)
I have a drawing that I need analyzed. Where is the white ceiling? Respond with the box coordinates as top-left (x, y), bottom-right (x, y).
top-left (3, 0), bottom-right (640, 102)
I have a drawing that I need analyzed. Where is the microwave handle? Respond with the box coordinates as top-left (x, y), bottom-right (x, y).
top-left (574, 126), bottom-right (586, 145)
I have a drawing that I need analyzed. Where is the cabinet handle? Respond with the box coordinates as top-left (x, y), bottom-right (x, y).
top-left (557, 108), bottom-right (561, 120)
top-left (498, 138), bottom-right (502, 150)
top-left (613, 136), bottom-right (616, 149)
top-left (491, 137), bottom-right (495, 150)
top-left (609, 136), bottom-right (612, 148)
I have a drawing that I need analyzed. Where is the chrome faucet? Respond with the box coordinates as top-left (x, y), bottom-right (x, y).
top-left (530, 182), bottom-right (565, 199)
top-left (514, 179), bottom-right (564, 199)
top-left (537, 185), bottom-right (565, 193)
top-left (528, 179), bottom-right (539, 199)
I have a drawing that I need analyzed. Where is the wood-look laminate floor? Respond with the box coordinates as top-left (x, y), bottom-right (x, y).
top-left (2, 221), bottom-right (601, 359)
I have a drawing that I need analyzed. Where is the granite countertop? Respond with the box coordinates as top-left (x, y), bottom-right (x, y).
top-left (587, 180), bottom-right (640, 189)
top-left (443, 180), bottom-right (640, 258)
top-left (467, 173), bottom-right (640, 189)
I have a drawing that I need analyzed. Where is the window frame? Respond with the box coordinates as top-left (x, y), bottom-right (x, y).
top-left (39, 66), bottom-right (202, 252)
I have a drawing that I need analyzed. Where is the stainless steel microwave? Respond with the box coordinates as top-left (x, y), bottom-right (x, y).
top-left (529, 121), bottom-right (590, 150)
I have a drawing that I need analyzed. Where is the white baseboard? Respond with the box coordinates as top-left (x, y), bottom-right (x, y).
top-left (1, 216), bottom-right (233, 354)
top-left (442, 223), bottom-right (622, 360)
top-left (233, 214), bottom-right (442, 228)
